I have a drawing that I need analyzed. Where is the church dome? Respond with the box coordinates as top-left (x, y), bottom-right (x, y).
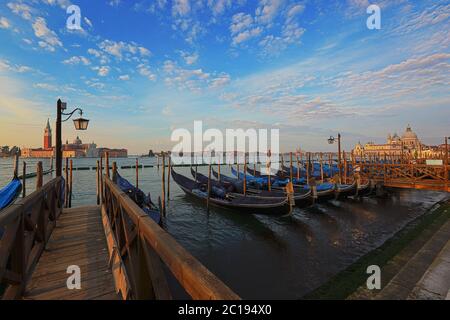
top-left (73, 136), bottom-right (82, 145)
top-left (402, 125), bottom-right (418, 140)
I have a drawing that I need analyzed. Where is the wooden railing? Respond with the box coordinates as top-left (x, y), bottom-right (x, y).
top-left (358, 163), bottom-right (449, 192)
top-left (101, 175), bottom-right (240, 300)
top-left (0, 177), bottom-right (64, 299)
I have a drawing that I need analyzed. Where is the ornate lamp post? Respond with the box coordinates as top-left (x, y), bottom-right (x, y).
top-left (328, 133), bottom-right (342, 182)
top-left (56, 99), bottom-right (90, 177)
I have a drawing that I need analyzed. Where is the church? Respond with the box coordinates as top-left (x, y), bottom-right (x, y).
top-left (21, 120), bottom-right (128, 158)
top-left (353, 125), bottom-right (433, 158)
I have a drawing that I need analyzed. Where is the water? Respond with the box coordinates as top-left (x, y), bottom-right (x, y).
top-left (1, 157), bottom-right (448, 299)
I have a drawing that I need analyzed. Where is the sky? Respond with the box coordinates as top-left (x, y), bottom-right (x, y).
top-left (0, 0), bottom-right (449, 154)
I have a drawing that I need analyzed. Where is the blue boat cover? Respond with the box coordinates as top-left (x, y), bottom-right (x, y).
top-left (115, 174), bottom-right (161, 224)
top-left (0, 178), bottom-right (22, 210)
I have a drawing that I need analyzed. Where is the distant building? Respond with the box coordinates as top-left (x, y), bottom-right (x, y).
top-left (22, 120), bottom-right (128, 158)
top-left (353, 125), bottom-right (443, 159)
top-left (22, 119), bottom-right (54, 158)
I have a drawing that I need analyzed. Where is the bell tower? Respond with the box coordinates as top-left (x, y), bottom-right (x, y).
top-left (44, 118), bottom-right (52, 149)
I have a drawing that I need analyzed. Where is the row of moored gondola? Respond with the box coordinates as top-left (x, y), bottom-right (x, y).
top-left (171, 163), bottom-right (375, 215)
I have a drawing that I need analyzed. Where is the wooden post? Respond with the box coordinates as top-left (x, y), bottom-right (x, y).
top-left (243, 158), bottom-right (247, 196)
top-left (157, 155), bottom-right (160, 170)
top-left (445, 137), bottom-right (448, 190)
top-left (207, 163), bottom-right (211, 212)
top-left (69, 159), bottom-right (73, 208)
top-left (296, 153), bottom-right (300, 180)
top-left (65, 157), bottom-right (69, 208)
top-left (218, 157), bottom-right (221, 182)
top-left (99, 156), bottom-right (104, 203)
top-left (320, 153), bottom-right (324, 183)
top-left (56, 99), bottom-right (62, 177)
top-left (136, 158), bottom-right (139, 189)
top-left (329, 153), bottom-right (332, 178)
top-left (306, 156), bottom-right (310, 186)
top-left (96, 160), bottom-right (100, 205)
top-left (112, 162), bottom-right (118, 183)
top-left (195, 165), bottom-right (198, 180)
top-left (290, 152), bottom-right (293, 182)
top-left (161, 153), bottom-right (166, 216)
top-left (105, 152), bottom-right (110, 178)
top-left (12, 153), bottom-right (19, 178)
top-left (22, 161), bottom-right (26, 198)
top-left (343, 151), bottom-right (348, 184)
top-left (338, 133), bottom-right (342, 183)
top-left (36, 161), bottom-right (43, 189)
top-left (167, 155), bottom-right (171, 201)
top-left (267, 160), bottom-right (271, 192)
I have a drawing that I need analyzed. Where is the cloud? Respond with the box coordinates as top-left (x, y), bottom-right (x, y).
top-left (33, 83), bottom-right (58, 91)
top-left (92, 66), bottom-right (110, 76)
top-left (209, 73), bottom-right (231, 88)
top-left (32, 17), bottom-right (63, 51)
top-left (62, 56), bottom-right (91, 65)
top-left (180, 51), bottom-right (199, 65)
top-left (0, 17), bottom-right (11, 29)
top-left (0, 59), bottom-right (33, 73)
top-left (99, 40), bottom-right (151, 60)
top-left (7, 2), bottom-right (33, 20)
top-left (109, 0), bottom-right (121, 7)
top-left (172, 0), bottom-right (191, 16)
top-left (255, 0), bottom-right (283, 24)
top-left (230, 13), bottom-right (262, 45)
top-left (137, 64), bottom-right (156, 81)
top-left (207, 0), bottom-right (232, 16)
top-left (119, 74), bottom-right (130, 81)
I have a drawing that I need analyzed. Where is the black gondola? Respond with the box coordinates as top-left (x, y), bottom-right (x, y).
top-left (172, 168), bottom-right (292, 215)
top-left (204, 167), bottom-right (313, 208)
top-left (335, 181), bottom-right (358, 200)
top-left (356, 179), bottom-right (373, 197)
top-left (114, 172), bottom-right (161, 224)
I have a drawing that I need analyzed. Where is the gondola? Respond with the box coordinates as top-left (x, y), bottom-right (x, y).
top-left (246, 166), bottom-right (288, 180)
top-left (114, 172), bottom-right (161, 224)
top-left (0, 177), bottom-right (22, 211)
top-left (172, 168), bottom-right (292, 215)
top-left (356, 179), bottom-right (373, 197)
top-left (191, 168), bottom-right (313, 208)
top-left (335, 181), bottom-right (358, 200)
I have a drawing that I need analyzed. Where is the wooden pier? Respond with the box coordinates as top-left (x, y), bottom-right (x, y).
top-left (0, 171), bottom-right (240, 300)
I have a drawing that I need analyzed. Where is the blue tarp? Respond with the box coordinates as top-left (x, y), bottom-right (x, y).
top-left (0, 178), bottom-right (22, 210)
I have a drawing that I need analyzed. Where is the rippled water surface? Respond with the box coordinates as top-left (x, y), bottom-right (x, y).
top-left (1, 157), bottom-right (448, 299)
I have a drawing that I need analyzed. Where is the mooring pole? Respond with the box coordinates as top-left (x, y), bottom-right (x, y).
top-left (22, 161), bottom-right (26, 198)
top-left (320, 153), bottom-right (324, 183)
top-left (218, 156), bottom-right (221, 182)
top-left (65, 157), bottom-right (69, 208)
top-left (167, 155), bottom-right (171, 201)
top-left (161, 153), bottom-right (166, 216)
top-left (296, 153), bottom-right (300, 180)
top-left (69, 159), bottom-right (73, 208)
top-left (243, 157), bottom-right (247, 196)
top-left (36, 161), bottom-right (43, 190)
top-left (105, 152), bottom-right (110, 178)
top-left (207, 163), bottom-right (211, 212)
top-left (96, 160), bottom-right (100, 205)
top-left (136, 158), bottom-right (139, 189)
top-left (290, 152), bottom-right (293, 182)
top-left (338, 133), bottom-right (342, 183)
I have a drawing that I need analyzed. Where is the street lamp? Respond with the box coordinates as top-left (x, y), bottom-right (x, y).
top-left (56, 99), bottom-right (90, 177)
top-left (327, 133), bottom-right (342, 182)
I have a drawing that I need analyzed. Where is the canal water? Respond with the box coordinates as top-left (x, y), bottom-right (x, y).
top-left (1, 157), bottom-right (448, 299)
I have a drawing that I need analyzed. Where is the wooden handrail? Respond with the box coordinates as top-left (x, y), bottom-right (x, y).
top-left (0, 177), bottom-right (64, 299)
top-left (101, 175), bottom-right (240, 300)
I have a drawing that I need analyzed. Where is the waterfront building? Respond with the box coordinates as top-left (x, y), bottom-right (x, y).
top-left (22, 120), bottom-right (128, 158)
top-left (353, 125), bottom-right (443, 159)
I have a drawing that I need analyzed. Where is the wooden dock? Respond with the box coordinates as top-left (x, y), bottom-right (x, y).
top-left (24, 206), bottom-right (119, 300)
top-left (0, 170), bottom-right (239, 300)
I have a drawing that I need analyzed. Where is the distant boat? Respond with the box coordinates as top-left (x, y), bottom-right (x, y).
top-left (115, 172), bottom-right (161, 224)
top-left (172, 168), bottom-right (292, 215)
top-left (0, 177), bottom-right (22, 211)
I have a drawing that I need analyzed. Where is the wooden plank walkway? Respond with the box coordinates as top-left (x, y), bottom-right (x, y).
top-left (23, 205), bottom-right (120, 300)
